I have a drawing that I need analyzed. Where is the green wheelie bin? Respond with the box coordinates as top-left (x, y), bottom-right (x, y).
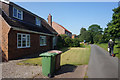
top-left (39, 52), bottom-right (57, 78)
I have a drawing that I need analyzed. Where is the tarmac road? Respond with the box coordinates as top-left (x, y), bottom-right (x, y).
top-left (87, 44), bottom-right (118, 78)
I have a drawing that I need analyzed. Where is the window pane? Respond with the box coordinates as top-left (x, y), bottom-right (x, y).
top-left (27, 41), bottom-right (29, 46)
top-left (27, 35), bottom-right (30, 46)
top-left (18, 10), bottom-right (21, 13)
top-left (22, 35), bottom-right (26, 47)
top-left (44, 37), bottom-right (46, 45)
top-left (23, 35), bottom-right (26, 37)
top-left (18, 13), bottom-right (21, 19)
top-left (40, 36), bottom-right (46, 46)
top-left (22, 41), bottom-right (26, 47)
top-left (18, 34), bottom-right (21, 40)
top-left (18, 41), bottom-right (21, 47)
top-left (13, 8), bottom-right (17, 17)
top-left (36, 18), bottom-right (41, 26)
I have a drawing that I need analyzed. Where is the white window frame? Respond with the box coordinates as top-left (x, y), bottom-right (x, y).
top-left (17, 33), bottom-right (30, 48)
top-left (36, 17), bottom-right (41, 26)
top-left (13, 7), bottom-right (23, 20)
top-left (40, 36), bottom-right (47, 46)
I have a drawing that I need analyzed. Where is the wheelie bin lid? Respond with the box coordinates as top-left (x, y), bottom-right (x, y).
top-left (48, 50), bottom-right (62, 54)
top-left (39, 52), bottom-right (57, 57)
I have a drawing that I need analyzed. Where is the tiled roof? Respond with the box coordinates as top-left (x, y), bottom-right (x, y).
top-left (2, 10), bottom-right (56, 35)
top-left (53, 22), bottom-right (72, 34)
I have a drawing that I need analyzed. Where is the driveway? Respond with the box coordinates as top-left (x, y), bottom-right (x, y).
top-left (87, 44), bottom-right (118, 78)
top-left (2, 59), bottom-right (43, 78)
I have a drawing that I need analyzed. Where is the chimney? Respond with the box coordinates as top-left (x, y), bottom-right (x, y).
top-left (48, 14), bottom-right (52, 26)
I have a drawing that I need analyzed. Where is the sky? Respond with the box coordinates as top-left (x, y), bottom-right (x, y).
top-left (15, 2), bottom-right (118, 35)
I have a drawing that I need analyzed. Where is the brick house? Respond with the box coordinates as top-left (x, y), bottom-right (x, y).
top-left (0, 0), bottom-right (58, 61)
top-left (52, 20), bottom-right (72, 38)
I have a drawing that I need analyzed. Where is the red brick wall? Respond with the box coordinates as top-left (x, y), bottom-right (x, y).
top-left (0, 15), bottom-right (11, 61)
top-left (8, 30), bottom-right (53, 60)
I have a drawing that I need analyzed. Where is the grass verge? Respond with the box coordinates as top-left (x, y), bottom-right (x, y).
top-left (96, 43), bottom-right (120, 59)
top-left (17, 45), bottom-right (91, 66)
top-left (60, 45), bottom-right (91, 66)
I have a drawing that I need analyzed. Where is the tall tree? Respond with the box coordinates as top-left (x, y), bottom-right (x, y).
top-left (79, 28), bottom-right (91, 42)
top-left (88, 24), bottom-right (103, 43)
top-left (80, 28), bottom-right (86, 35)
top-left (107, 6), bottom-right (120, 40)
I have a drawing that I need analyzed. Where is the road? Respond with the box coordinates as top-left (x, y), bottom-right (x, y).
top-left (87, 44), bottom-right (118, 78)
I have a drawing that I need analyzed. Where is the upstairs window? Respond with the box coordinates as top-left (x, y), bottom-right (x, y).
top-left (36, 17), bottom-right (41, 26)
top-left (17, 33), bottom-right (30, 48)
top-left (13, 7), bottom-right (23, 20)
top-left (40, 36), bottom-right (46, 46)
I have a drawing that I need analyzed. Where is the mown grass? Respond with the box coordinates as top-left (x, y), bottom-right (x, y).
top-left (61, 46), bottom-right (91, 65)
top-left (17, 45), bottom-right (91, 66)
top-left (96, 43), bottom-right (120, 59)
top-left (17, 57), bottom-right (42, 66)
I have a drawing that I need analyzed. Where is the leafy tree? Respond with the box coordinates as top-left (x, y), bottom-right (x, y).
top-left (107, 6), bottom-right (120, 40)
top-left (93, 33), bottom-right (102, 43)
top-left (102, 28), bottom-right (110, 43)
top-left (80, 28), bottom-right (86, 35)
top-left (79, 31), bottom-right (91, 42)
top-left (88, 24), bottom-right (103, 43)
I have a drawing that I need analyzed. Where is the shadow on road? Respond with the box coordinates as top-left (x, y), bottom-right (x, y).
top-left (55, 64), bottom-right (77, 75)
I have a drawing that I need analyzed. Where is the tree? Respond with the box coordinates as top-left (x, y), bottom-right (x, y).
top-left (79, 31), bottom-right (91, 42)
top-left (107, 6), bottom-right (120, 40)
top-left (80, 28), bottom-right (86, 35)
top-left (88, 24), bottom-right (103, 43)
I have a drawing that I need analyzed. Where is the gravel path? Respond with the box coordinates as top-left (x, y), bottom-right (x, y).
top-left (2, 59), bottom-right (43, 78)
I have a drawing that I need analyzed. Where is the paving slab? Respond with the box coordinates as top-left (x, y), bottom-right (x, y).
top-left (34, 64), bottom-right (88, 78)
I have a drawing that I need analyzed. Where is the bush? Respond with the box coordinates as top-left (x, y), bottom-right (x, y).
top-left (56, 35), bottom-right (81, 48)
top-left (72, 38), bottom-right (80, 47)
top-left (56, 35), bottom-right (65, 48)
top-left (64, 37), bottom-right (72, 47)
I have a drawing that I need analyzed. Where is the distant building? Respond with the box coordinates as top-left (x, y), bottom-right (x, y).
top-left (72, 34), bottom-right (77, 39)
top-left (52, 21), bottom-right (72, 38)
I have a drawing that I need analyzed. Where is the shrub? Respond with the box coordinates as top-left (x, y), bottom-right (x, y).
top-left (72, 38), bottom-right (80, 47)
top-left (64, 37), bottom-right (73, 47)
top-left (56, 35), bottom-right (65, 48)
top-left (57, 35), bottom-right (81, 48)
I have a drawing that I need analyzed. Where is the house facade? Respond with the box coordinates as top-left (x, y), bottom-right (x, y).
top-left (0, 0), bottom-right (57, 61)
top-left (52, 21), bottom-right (72, 38)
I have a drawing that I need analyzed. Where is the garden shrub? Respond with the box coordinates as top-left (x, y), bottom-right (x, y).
top-left (72, 38), bottom-right (80, 47)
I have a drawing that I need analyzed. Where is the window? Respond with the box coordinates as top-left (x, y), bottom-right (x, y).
top-left (40, 36), bottom-right (46, 46)
top-left (17, 33), bottom-right (30, 48)
top-left (13, 7), bottom-right (23, 20)
top-left (36, 17), bottom-right (41, 26)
